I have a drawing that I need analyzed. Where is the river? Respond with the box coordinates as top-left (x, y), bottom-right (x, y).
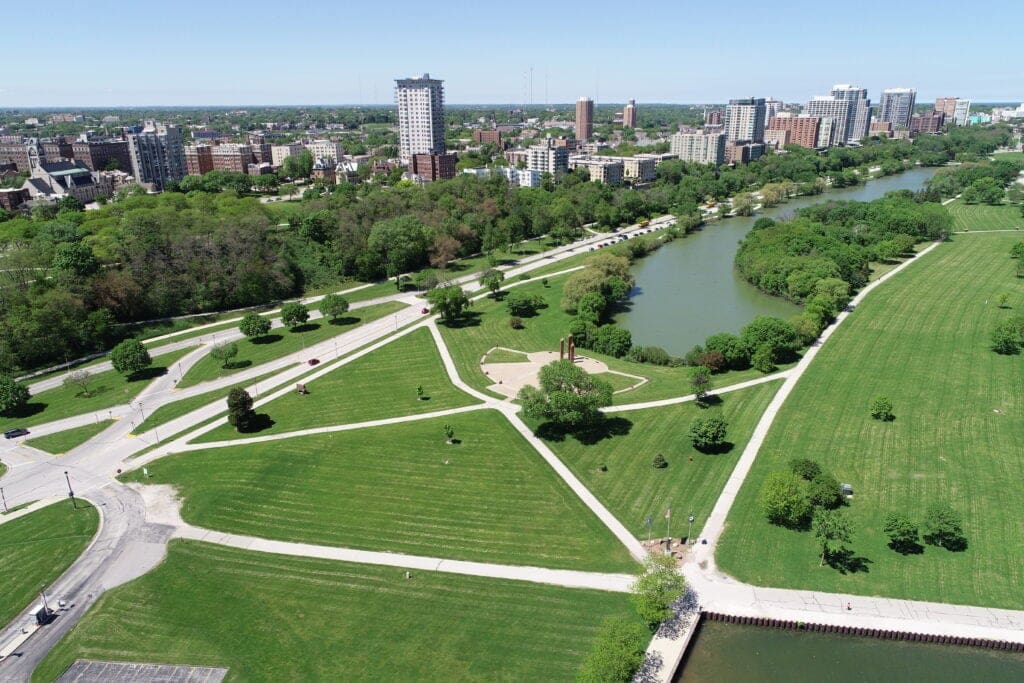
top-left (617, 167), bottom-right (938, 355)
top-left (676, 621), bottom-right (1024, 683)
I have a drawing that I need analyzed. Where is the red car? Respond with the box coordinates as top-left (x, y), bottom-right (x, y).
top-left (307, 358), bottom-right (320, 366)
top-left (421, 307), bottom-right (430, 314)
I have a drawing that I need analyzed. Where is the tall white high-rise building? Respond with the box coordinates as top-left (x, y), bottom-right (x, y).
top-left (953, 99), bottom-right (972, 126)
top-left (395, 73), bottom-right (446, 163)
top-left (879, 88), bottom-right (917, 129)
top-left (724, 98), bottom-right (766, 142)
top-left (764, 98), bottom-right (784, 123)
top-left (830, 84), bottom-right (871, 143)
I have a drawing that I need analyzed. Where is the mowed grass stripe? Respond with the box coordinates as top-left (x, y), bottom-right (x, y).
top-left (193, 326), bottom-right (480, 442)
top-left (0, 501), bottom-right (98, 626)
top-left (0, 346), bottom-right (195, 433)
top-left (35, 540), bottom-right (639, 682)
top-left (543, 382), bottom-right (780, 538)
top-left (717, 231), bottom-right (1024, 608)
top-left (946, 201), bottom-right (1023, 232)
top-left (177, 300), bottom-right (407, 388)
top-left (128, 410), bottom-right (636, 572)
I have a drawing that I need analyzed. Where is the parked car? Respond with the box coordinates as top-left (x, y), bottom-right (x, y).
top-left (421, 307), bottom-right (430, 314)
top-left (4, 428), bottom-right (29, 439)
top-left (307, 358), bottom-right (320, 366)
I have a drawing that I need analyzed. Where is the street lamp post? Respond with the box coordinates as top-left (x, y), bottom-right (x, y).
top-left (688, 514), bottom-right (695, 546)
top-left (1, 486), bottom-right (8, 514)
top-left (64, 471), bottom-right (76, 509)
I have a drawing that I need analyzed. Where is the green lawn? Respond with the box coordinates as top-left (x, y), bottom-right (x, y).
top-left (483, 347), bottom-right (531, 363)
top-left (439, 271), bottom-right (791, 403)
top-left (194, 327), bottom-right (480, 442)
top-left (945, 201), bottom-right (1023, 232)
top-left (34, 540), bottom-right (638, 683)
top-left (717, 231), bottom-right (1024, 608)
top-left (177, 301), bottom-right (408, 388)
top-left (0, 501), bottom-right (98, 627)
top-left (25, 420), bottom-right (115, 455)
top-left (0, 347), bottom-right (195, 433)
top-left (543, 382), bottom-right (780, 539)
top-left (127, 411), bottom-right (636, 572)
top-left (0, 460), bottom-right (6, 478)
top-left (130, 370), bottom-right (283, 436)
top-left (993, 151), bottom-right (1024, 162)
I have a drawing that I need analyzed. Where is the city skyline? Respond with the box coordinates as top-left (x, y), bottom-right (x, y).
top-left (1, 0), bottom-right (1022, 107)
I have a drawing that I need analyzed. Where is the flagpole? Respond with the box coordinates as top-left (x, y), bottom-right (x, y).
top-left (666, 508), bottom-right (671, 545)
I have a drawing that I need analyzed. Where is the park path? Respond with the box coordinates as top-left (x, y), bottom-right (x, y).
top-left (124, 483), bottom-right (633, 593)
top-left (690, 241), bottom-right (942, 569)
top-left (635, 241), bottom-right (953, 681)
top-left (604, 370), bottom-right (789, 414)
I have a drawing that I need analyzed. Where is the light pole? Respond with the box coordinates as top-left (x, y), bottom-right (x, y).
top-left (40, 585), bottom-right (50, 614)
top-left (1, 486), bottom-right (8, 514)
top-left (64, 471), bottom-right (76, 509)
top-left (688, 514), bottom-right (695, 546)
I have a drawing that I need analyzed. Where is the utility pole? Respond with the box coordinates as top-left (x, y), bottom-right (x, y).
top-left (64, 471), bottom-right (76, 509)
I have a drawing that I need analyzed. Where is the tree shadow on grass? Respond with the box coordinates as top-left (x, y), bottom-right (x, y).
top-left (239, 413), bottom-right (275, 433)
top-left (291, 323), bottom-right (321, 334)
top-left (71, 385), bottom-right (112, 400)
top-left (129, 367), bottom-right (168, 382)
top-left (444, 311), bottom-right (483, 329)
top-left (695, 394), bottom-right (723, 409)
top-left (694, 440), bottom-right (734, 455)
top-left (223, 360), bottom-right (252, 371)
top-left (251, 334), bottom-right (283, 345)
top-left (888, 539), bottom-right (924, 555)
top-left (535, 416), bottom-right (633, 445)
top-left (4, 402), bottom-right (47, 420)
top-left (827, 548), bottom-right (873, 574)
top-left (328, 316), bottom-right (360, 326)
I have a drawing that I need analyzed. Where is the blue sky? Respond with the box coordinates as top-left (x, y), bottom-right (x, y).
top-left (1, 0), bottom-right (1021, 107)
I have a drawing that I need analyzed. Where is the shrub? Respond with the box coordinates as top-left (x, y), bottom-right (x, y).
top-left (509, 316), bottom-right (523, 329)
top-left (0, 374), bottom-right (30, 416)
top-left (652, 454), bottom-right (668, 469)
top-left (576, 618), bottom-right (649, 683)
top-left (870, 395), bottom-right (894, 421)
top-left (807, 473), bottom-right (843, 510)
top-left (922, 502), bottom-right (967, 551)
top-left (991, 320), bottom-right (1020, 354)
top-left (689, 415), bottom-right (727, 452)
top-left (110, 339), bottom-right (152, 378)
top-left (630, 553), bottom-right (686, 627)
top-left (883, 513), bottom-right (921, 554)
top-left (751, 345), bottom-right (777, 373)
top-left (788, 458), bottom-right (822, 481)
top-left (697, 350), bottom-right (727, 373)
top-left (704, 333), bottom-right (751, 370)
top-left (759, 471), bottom-right (811, 527)
top-left (505, 291), bottom-right (544, 317)
top-left (627, 346), bottom-right (671, 366)
top-left (592, 325), bottom-right (633, 358)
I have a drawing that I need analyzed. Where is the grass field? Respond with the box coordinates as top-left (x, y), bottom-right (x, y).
top-left (0, 347), bottom-right (195, 433)
top-left (193, 327), bottom-right (481, 442)
top-left (34, 541), bottom-right (638, 683)
top-left (439, 271), bottom-right (787, 403)
top-left (25, 420), bottom-right (115, 455)
top-left (0, 501), bottom-right (98, 627)
top-left (945, 201), bottom-right (1023, 232)
top-left (717, 231), bottom-right (1024, 608)
top-left (128, 411), bottom-right (636, 572)
top-left (177, 301), bottom-right (407, 388)
top-left (543, 382), bottom-right (780, 539)
top-left (993, 151), bottom-right (1024, 162)
top-left (0, 461), bottom-right (6, 478)
top-left (130, 370), bottom-right (283, 436)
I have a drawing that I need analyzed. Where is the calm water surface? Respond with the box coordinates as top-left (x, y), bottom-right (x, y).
top-left (618, 168), bottom-right (938, 355)
top-left (677, 621), bottom-right (1024, 683)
